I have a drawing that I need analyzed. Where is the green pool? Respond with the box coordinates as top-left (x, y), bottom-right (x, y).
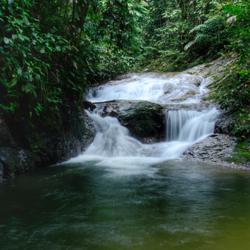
top-left (0, 161), bottom-right (250, 250)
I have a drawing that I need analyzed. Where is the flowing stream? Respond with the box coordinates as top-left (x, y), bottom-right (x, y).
top-left (1, 72), bottom-right (250, 250)
top-left (87, 73), bottom-right (208, 104)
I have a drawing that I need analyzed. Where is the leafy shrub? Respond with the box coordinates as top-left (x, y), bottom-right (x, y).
top-left (0, 2), bottom-right (86, 121)
top-left (185, 16), bottom-right (227, 56)
top-left (0, 0), bottom-right (144, 150)
top-left (211, 1), bottom-right (250, 138)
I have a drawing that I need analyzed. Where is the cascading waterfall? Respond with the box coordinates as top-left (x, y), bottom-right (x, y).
top-left (68, 72), bottom-right (219, 166)
top-left (166, 110), bottom-right (198, 141)
top-left (84, 112), bottom-right (144, 157)
top-left (178, 108), bottom-right (218, 142)
top-left (68, 107), bottom-right (218, 165)
top-left (166, 108), bottom-right (219, 142)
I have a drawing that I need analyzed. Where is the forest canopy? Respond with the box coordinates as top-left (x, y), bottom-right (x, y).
top-left (0, 0), bottom-right (249, 138)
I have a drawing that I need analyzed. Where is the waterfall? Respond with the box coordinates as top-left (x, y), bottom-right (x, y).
top-left (166, 108), bottom-right (219, 142)
top-left (166, 110), bottom-right (198, 141)
top-left (84, 112), bottom-right (144, 157)
top-left (178, 108), bottom-right (219, 142)
top-left (68, 72), bottom-right (219, 166)
top-left (68, 107), bottom-right (218, 164)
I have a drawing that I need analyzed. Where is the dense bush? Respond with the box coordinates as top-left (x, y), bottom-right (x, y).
top-left (211, 1), bottom-right (250, 138)
top-left (0, 1), bottom-right (144, 120)
top-left (186, 16), bottom-right (227, 56)
top-left (0, 0), bottom-right (145, 149)
top-left (0, 2), bottom-right (73, 116)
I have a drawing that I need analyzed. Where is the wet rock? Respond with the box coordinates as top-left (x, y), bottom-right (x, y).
top-left (0, 147), bottom-right (33, 178)
top-left (215, 112), bottom-right (234, 135)
top-left (185, 57), bottom-right (236, 81)
top-left (183, 134), bottom-right (237, 164)
top-left (82, 101), bottom-right (96, 111)
top-left (95, 100), bottom-right (165, 142)
top-left (0, 161), bottom-right (3, 183)
top-left (0, 116), bottom-right (37, 180)
top-left (82, 111), bottom-right (96, 150)
top-left (0, 110), bottom-right (95, 181)
top-left (34, 111), bottom-right (95, 165)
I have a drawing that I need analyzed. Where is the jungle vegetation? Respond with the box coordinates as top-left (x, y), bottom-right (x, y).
top-left (0, 0), bottom-right (249, 142)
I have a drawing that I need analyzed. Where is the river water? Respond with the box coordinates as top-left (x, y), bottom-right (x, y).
top-left (1, 162), bottom-right (250, 250)
top-left (1, 73), bottom-right (250, 250)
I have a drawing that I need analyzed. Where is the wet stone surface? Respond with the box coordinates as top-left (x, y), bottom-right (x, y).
top-left (183, 134), bottom-right (237, 164)
top-left (94, 100), bottom-right (166, 142)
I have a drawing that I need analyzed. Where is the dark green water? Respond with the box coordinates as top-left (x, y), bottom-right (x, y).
top-left (0, 161), bottom-right (250, 250)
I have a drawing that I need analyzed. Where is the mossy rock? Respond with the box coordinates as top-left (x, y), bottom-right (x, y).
top-left (96, 100), bottom-right (165, 142)
top-left (229, 140), bottom-right (250, 166)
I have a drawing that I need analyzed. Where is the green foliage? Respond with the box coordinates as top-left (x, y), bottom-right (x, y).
top-left (139, 0), bottom-right (227, 71)
top-left (1, 0), bottom-right (249, 144)
top-left (0, 1), bottom-right (84, 121)
top-left (95, 0), bottom-right (146, 52)
top-left (229, 140), bottom-right (250, 165)
top-left (224, 1), bottom-right (250, 62)
top-left (0, 0), bottom-right (144, 122)
top-left (186, 16), bottom-right (227, 56)
top-left (210, 1), bottom-right (250, 138)
top-left (83, 0), bottom-right (146, 80)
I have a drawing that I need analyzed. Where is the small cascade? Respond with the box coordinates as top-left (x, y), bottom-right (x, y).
top-left (166, 108), bottom-right (219, 142)
top-left (166, 110), bottom-right (198, 141)
top-left (84, 112), bottom-right (144, 157)
top-left (87, 73), bottom-right (205, 104)
top-left (178, 108), bottom-right (219, 142)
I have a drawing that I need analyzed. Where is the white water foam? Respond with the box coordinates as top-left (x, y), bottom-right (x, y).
top-left (68, 108), bottom-right (218, 169)
top-left (87, 73), bottom-right (210, 105)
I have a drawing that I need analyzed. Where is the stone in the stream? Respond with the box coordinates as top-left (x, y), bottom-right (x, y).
top-left (95, 100), bottom-right (165, 142)
top-left (183, 134), bottom-right (237, 164)
top-left (39, 111), bottom-right (95, 164)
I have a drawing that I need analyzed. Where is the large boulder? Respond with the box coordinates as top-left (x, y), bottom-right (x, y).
top-left (0, 110), bottom-right (95, 182)
top-left (24, 111), bottom-right (95, 167)
top-left (0, 115), bottom-right (34, 181)
top-left (95, 100), bottom-right (165, 142)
